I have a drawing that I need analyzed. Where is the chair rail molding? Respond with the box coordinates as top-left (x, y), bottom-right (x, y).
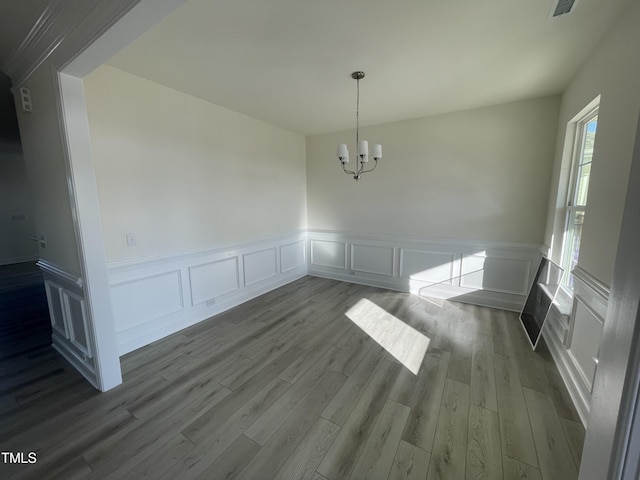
top-left (37, 259), bottom-right (82, 287)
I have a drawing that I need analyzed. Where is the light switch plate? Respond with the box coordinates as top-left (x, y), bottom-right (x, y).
top-left (126, 233), bottom-right (137, 246)
top-left (20, 87), bottom-right (33, 112)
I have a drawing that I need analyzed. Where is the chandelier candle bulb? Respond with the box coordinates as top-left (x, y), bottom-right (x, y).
top-left (337, 144), bottom-right (349, 162)
top-left (358, 140), bottom-right (369, 159)
top-left (372, 144), bottom-right (382, 160)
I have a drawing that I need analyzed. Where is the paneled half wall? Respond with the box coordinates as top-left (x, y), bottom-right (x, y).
top-left (106, 229), bottom-right (543, 355)
top-left (307, 229), bottom-right (542, 312)
top-left (108, 232), bottom-right (307, 355)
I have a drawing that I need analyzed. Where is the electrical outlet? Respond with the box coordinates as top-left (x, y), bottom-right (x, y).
top-left (126, 233), bottom-right (137, 246)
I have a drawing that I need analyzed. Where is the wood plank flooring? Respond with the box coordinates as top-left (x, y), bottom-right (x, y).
top-left (0, 262), bottom-right (50, 361)
top-left (0, 276), bottom-right (585, 479)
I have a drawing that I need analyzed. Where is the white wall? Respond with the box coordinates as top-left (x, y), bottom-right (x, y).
top-left (83, 65), bottom-right (308, 354)
top-left (84, 65), bottom-right (307, 263)
top-left (0, 154), bottom-right (38, 264)
top-left (307, 96), bottom-right (560, 244)
top-left (544, 2), bottom-right (640, 288)
top-left (14, 66), bottom-right (82, 274)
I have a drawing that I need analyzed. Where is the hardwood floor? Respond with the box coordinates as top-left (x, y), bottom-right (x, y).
top-left (0, 276), bottom-right (585, 479)
top-left (0, 262), bottom-right (50, 361)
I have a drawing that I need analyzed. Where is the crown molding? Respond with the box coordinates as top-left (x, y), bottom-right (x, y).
top-left (1, 0), bottom-right (143, 88)
top-left (3, 0), bottom-right (86, 86)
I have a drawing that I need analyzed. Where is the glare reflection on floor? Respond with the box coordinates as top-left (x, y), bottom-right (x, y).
top-left (345, 298), bottom-right (430, 375)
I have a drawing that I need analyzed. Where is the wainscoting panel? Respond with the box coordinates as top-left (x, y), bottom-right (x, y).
top-left (460, 255), bottom-right (530, 295)
top-left (542, 266), bottom-right (609, 426)
top-left (63, 290), bottom-right (93, 358)
top-left (44, 280), bottom-right (68, 339)
top-left (545, 303), bottom-right (570, 346)
top-left (111, 270), bottom-right (184, 332)
top-left (310, 240), bottom-right (347, 269)
top-left (243, 248), bottom-right (278, 287)
top-left (189, 257), bottom-right (239, 306)
top-left (568, 298), bottom-right (603, 391)
top-left (280, 240), bottom-right (306, 273)
top-left (351, 244), bottom-right (394, 276)
top-left (399, 250), bottom-right (456, 285)
top-left (108, 232), bottom-right (307, 355)
top-left (38, 260), bottom-right (98, 388)
top-left (308, 230), bottom-right (541, 311)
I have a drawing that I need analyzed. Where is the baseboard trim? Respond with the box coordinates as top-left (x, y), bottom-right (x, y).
top-left (52, 332), bottom-right (98, 389)
top-left (308, 268), bottom-right (524, 311)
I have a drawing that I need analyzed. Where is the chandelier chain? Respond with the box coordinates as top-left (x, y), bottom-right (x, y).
top-left (356, 77), bottom-right (360, 147)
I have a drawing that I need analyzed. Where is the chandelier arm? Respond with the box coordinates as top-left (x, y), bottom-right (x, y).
top-left (360, 159), bottom-right (378, 174)
top-left (341, 164), bottom-right (356, 176)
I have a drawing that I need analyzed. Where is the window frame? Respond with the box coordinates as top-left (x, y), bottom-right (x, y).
top-left (560, 107), bottom-right (598, 291)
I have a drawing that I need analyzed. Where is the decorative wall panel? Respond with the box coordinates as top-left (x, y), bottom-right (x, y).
top-left (351, 244), bottom-right (394, 276)
top-left (244, 248), bottom-right (278, 286)
top-left (310, 240), bottom-right (347, 269)
top-left (189, 257), bottom-right (239, 306)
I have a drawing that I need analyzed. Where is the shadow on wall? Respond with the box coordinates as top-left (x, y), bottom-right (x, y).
top-left (406, 252), bottom-right (524, 299)
top-left (0, 72), bottom-right (23, 157)
top-left (0, 72), bottom-right (38, 265)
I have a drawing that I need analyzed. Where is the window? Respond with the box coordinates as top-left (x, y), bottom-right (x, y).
top-left (561, 109), bottom-right (597, 289)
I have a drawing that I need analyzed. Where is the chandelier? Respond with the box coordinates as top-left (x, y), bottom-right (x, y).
top-left (336, 71), bottom-right (382, 181)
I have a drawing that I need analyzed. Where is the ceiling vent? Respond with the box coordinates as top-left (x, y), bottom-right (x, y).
top-left (552, 0), bottom-right (577, 17)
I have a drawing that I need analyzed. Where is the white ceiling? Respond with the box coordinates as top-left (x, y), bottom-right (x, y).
top-left (2, 0), bottom-right (633, 135)
top-left (105, 0), bottom-right (633, 135)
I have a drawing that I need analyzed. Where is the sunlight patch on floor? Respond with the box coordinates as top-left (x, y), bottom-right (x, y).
top-left (345, 298), bottom-right (430, 375)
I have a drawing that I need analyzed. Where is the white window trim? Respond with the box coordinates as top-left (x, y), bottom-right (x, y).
top-left (559, 104), bottom-right (599, 294)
